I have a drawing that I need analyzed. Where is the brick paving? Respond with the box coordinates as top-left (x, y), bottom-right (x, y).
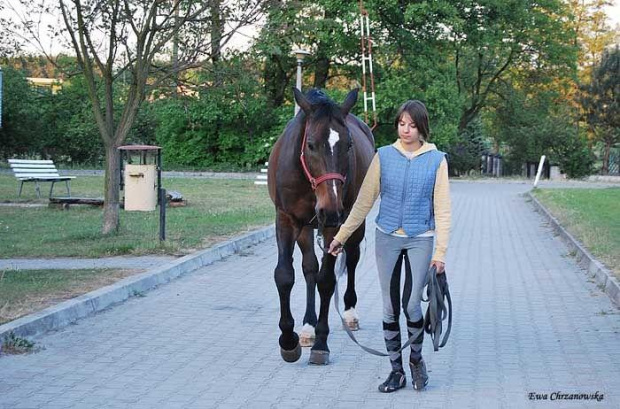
top-left (1, 181), bottom-right (619, 409)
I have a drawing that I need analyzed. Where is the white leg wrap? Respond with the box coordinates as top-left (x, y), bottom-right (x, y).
top-left (343, 308), bottom-right (360, 330)
top-left (299, 323), bottom-right (316, 347)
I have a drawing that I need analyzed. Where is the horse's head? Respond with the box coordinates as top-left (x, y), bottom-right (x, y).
top-left (294, 88), bottom-right (359, 228)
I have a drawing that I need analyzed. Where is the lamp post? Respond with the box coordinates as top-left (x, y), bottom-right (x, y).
top-left (292, 48), bottom-right (311, 115)
top-left (0, 66), bottom-right (3, 128)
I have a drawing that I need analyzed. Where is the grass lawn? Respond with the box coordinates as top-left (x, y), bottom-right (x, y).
top-left (0, 173), bottom-right (275, 258)
top-left (0, 268), bottom-right (141, 325)
top-left (532, 188), bottom-right (620, 278)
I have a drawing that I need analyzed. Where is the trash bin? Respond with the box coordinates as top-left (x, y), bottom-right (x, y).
top-left (118, 145), bottom-right (162, 212)
top-left (124, 163), bottom-right (157, 211)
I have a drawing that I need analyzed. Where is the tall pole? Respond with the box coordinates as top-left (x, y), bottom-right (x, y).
top-left (0, 66), bottom-right (3, 128)
top-left (295, 58), bottom-right (303, 116)
top-left (292, 49), bottom-right (310, 116)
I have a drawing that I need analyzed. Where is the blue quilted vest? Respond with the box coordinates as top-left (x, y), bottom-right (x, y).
top-left (376, 145), bottom-right (445, 236)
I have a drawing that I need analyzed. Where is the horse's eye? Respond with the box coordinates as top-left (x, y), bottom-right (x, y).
top-left (307, 142), bottom-right (315, 151)
top-left (348, 140), bottom-right (353, 151)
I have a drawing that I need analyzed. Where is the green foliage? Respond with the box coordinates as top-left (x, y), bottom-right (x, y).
top-left (153, 55), bottom-right (286, 169)
top-left (492, 84), bottom-right (594, 178)
top-left (446, 116), bottom-right (488, 176)
top-left (0, 0), bottom-right (607, 173)
top-left (0, 332), bottom-right (36, 355)
top-left (553, 132), bottom-right (595, 178)
top-left (580, 46), bottom-right (620, 174)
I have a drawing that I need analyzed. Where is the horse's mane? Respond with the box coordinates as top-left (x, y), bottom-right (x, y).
top-left (304, 89), bottom-right (343, 121)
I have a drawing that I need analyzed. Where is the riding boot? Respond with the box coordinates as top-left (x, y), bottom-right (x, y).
top-left (383, 321), bottom-right (403, 372)
top-left (407, 318), bottom-right (425, 365)
top-left (378, 320), bottom-right (406, 393)
top-left (407, 318), bottom-right (428, 390)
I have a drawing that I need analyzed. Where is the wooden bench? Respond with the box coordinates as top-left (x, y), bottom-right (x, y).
top-left (8, 159), bottom-right (76, 198)
top-left (49, 197), bottom-right (104, 209)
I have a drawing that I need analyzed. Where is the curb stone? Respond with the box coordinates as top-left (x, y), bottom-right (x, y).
top-left (527, 191), bottom-right (620, 308)
top-left (0, 224), bottom-right (275, 348)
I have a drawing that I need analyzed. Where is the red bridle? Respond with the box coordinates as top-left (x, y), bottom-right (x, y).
top-left (299, 123), bottom-right (347, 190)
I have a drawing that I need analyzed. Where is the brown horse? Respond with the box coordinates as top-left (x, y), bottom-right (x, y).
top-left (268, 88), bottom-right (375, 364)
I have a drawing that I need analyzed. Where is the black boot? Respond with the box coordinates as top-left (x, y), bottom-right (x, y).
top-left (409, 358), bottom-right (429, 391)
top-left (378, 370), bottom-right (406, 393)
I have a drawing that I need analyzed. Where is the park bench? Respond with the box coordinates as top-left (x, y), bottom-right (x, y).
top-left (8, 159), bottom-right (76, 198)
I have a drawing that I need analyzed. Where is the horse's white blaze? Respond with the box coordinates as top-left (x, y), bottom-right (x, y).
top-left (328, 128), bottom-right (340, 200)
top-left (328, 128), bottom-right (339, 154)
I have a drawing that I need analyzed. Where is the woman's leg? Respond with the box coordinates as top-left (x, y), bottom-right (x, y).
top-left (401, 236), bottom-right (433, 390)
top-left (402, 236), bottom-right (433, 362)
top-left (375, 229), bottom-right (407, 373)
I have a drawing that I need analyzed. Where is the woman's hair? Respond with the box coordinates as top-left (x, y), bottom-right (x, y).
top-left (394, 100), bottom-right (430, 141)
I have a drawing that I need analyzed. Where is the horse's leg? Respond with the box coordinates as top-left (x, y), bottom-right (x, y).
top-left (342, 223), bottom-right (365, 331)
top-left (274, 212), bottom-right (301, 362)
top-left (309, 253), bottom-right (336, 365)
top-left (296, 226), bottom-right (318, 347)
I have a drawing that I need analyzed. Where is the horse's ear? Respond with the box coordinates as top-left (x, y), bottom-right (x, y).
top-left (293, 87), bottom-right (312, 114)
top-left (341, 88), bottom-right (359, 116)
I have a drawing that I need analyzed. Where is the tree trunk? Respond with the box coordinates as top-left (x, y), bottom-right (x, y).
top-left (102, 143), bottom-right (121, 234)
top-left (458, 107), bottom-right (477, 133)
top-left (313, 8), bottom-right (334, 89)
top-left (602, 139), bottom-right (611, 175)
top-left (264, 54), bottom-right (288, 107)
top-left (211, 0), bottom-right (224, 87)
top-left (313, 55), bottom-right (330, 89)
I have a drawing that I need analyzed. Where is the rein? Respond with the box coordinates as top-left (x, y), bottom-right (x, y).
top-left (300, 122), bottom-right (346, 190)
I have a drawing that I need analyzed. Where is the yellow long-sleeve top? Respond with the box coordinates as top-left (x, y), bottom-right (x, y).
top-left (334, 140), bottom-right (451, 262)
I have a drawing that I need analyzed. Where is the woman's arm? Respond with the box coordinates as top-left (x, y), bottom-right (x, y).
top-left (331, 153), bottom-right (381, 248)
top-left (432, 158), bottom-right (451, 263)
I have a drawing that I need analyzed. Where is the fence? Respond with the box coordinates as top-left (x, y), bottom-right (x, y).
top-left (480, 153), bottom-right (503, 177)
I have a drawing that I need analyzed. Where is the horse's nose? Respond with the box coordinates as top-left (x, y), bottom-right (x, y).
top-left (318, 209), bottom-right (343, 228)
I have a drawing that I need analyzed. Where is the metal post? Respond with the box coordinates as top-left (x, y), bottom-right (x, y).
top-left (157, 149), bottom-right (165, 241)
top-left (0, 67), bottom-right (3, 128)
top-left (292, 49), bottom-right (310, 116)
top-left (534, 155), bottom-right (546, 187)
top-left (159, 188), bottom-right (166, 241)
top-left (295, 59), bottom-right (303, 116)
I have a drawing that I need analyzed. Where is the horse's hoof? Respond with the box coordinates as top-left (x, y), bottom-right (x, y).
top-left (299, 324), bottom-right (315, 347)
top-left (308, 350), bottom-right (330, 365)
top-left (280, 343), bottom-right (302, 363)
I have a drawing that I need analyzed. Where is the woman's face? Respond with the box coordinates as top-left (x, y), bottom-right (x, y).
top-left (397, 112), bottom-right (421, 147)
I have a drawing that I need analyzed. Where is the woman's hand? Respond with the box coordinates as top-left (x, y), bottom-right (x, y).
top-left (328, 239), bottom-right (343, 256)
top-left (430, 260), bottom-right (445, 274)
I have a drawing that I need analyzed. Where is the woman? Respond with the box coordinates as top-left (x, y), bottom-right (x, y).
top-left (328, 100), bottom-right (451, 393)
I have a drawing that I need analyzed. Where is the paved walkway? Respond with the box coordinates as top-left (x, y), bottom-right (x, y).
top-left (1, 182), bottom-right (619, 409)
top-left (0, 256), bottom-right (178, 271)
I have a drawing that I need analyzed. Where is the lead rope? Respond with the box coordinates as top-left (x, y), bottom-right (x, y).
top-left (332, 252), bottom-right (452, 357)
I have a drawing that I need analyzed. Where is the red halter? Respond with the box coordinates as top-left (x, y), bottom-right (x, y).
top-left (299, 123), bottom-right (347, 190)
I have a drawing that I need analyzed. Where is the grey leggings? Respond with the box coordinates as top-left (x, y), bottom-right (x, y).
top-left (375, 229), bottom-right (433, 371)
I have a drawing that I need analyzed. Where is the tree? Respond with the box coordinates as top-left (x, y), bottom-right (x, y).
top-left (0, 3), bottom-right (22, 58)
top-left (568, 0), bottom-right (618, 81)
top-left (9, 0), bottom-right (265, 233)
top-left (0, 67), bottom-right (47, 158)
top-left (448, 0), bottom-right (577, 133)
top-left (581, 46), bottom-right (620, 174)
